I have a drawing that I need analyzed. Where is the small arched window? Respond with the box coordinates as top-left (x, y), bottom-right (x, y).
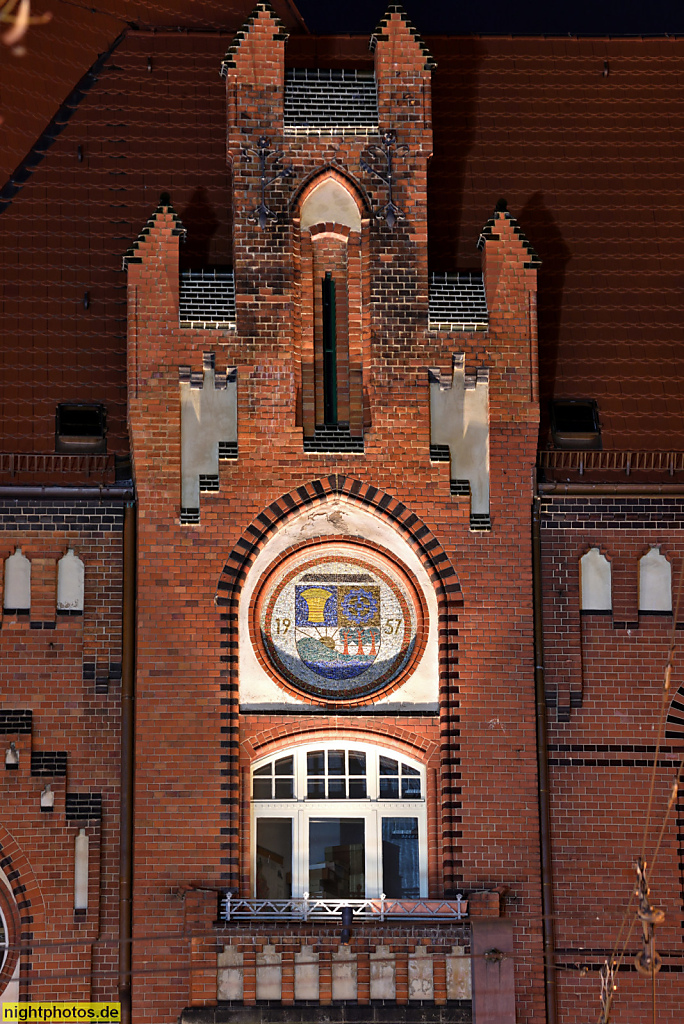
top-left (251, 742), bottom-right (427, 901)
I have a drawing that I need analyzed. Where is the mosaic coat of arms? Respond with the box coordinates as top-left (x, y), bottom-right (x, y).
top-left (255, 546), bottom-right (422, 702)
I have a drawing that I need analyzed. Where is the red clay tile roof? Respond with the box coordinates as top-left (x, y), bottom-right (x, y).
top-left (2, 32), bottom-right (684, 454)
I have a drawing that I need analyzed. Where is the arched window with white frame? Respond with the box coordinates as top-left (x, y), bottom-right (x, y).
top-left (251, 741), bottom-right (427, 901)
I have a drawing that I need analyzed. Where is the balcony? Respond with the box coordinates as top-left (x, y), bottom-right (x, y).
top-left (220, 893), bottom-right (468, 922)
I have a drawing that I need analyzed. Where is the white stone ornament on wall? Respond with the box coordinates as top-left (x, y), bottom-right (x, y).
top-left (429, 353), bottom-right (490, 529)
top-left (580, 547), bottom-right (612, 611)
top-left (639, 547), bottom-right (672, 611)
top-left (3, 548), bottom-right (30, 611)
top-left (179, 353), bottom-right (237, 519)
top-left (57, 549), bottom-right (84, 611)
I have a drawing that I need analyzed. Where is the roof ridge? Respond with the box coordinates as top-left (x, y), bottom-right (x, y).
top-left (122, 193), bottom-right (186, 268)
top-left (219, 1), bottom-right (289, 78)
top-left (369, 3), bottom-right (437, 71)
top-left (477, 200), bottom-right (541, 268)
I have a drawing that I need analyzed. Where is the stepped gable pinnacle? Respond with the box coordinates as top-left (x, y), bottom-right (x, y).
top-left (477, 199), bottom-right (541, 268)
top-left (369, 3), bottom-right (437, 71)
top-left (122, 193), bottom-right (186, 269)
top-left (220, 1), bottom-right (289, 78)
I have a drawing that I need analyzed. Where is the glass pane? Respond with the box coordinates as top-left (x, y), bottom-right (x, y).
top-left (328, 750), bottom-right (345, 775)
top-left (348, 778), bottom-right (367, 799)
top-left (256, 818), bottom-right (292, 898)
top-left (252, 778), bottom-right (272, 800)
top-left (379, 777), bottom-right (399, 799)
top-left (307, 751), bottom-right (325, 776)
top-left (308, 779), bottom-right (325, 799)
top-left (309, 819), bottom-right (365, 898)
top-left (382, 817), bottom-right (419, 899)
top-left (379, 756), bottom-right (398, 775)
top-left (253, 763), bottom-right (271, 777)
top-left (275, 756), bottom-right (293, 775)
top-left (402, 763), bottom-right (419, 776)
top-left (401, 777), bottom-right (421, 799)
top-left (328, 778), bottom-right (346, 799)
top-left (348, 751), bottom-right (366, 776)
top-left (275, 778), bottom-right (294, 799)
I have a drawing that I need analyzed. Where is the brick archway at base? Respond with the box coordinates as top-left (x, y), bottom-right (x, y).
top-left (215, 475), bottom-right (463, 890)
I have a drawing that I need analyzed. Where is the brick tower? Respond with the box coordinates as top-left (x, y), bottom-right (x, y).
top-left (121, 4), bottom-right (546, 1021)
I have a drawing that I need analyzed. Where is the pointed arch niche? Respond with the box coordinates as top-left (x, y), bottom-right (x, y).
top-left (239, 497), bottom-right (439, 711)
top-left (293, 171), bottom-right (371, 446)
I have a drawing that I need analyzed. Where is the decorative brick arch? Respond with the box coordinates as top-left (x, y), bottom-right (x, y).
top-left (291, 164), bottom-right (372, 222)
top-left (0, 825), bottom-right (45, 999)
top-left (244, 723), bottom-right (440, 764)
top-left (215, 475), bottom-right (463, 890)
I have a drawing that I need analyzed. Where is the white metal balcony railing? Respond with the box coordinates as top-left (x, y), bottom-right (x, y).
top-left (220, 893), bottom-right (468, 923)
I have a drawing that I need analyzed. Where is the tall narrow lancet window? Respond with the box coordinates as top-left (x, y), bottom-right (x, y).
top-left (322, 272), bottom-right (337, 426)
top-left (296, 173), bottom-right (369, 453)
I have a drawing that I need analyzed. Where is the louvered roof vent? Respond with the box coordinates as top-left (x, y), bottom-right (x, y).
top-left (428, 272), bottom-right (488, 332)
top-left (284, 69), bottom-right (379, 135)
top-left (179, 269), bottom-right (236, 329)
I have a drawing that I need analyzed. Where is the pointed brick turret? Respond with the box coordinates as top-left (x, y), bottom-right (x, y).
top-left (476, 200), bottom-right (541, 415)
top-left (221, 1), bottom-right (288, 146)
top-left (371, 4), bottom-right (436, 135)
top-left (122, 192), bottom-right (186, 268)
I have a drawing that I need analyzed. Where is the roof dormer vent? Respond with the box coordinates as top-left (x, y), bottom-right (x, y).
top-left (284, 69), bottom-right (378, 136)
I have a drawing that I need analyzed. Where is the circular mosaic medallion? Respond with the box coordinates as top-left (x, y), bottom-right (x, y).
top-left (255, 546), bottom-right (422, 702)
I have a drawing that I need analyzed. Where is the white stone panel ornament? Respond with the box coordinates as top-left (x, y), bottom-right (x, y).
top-left (217, 944), bottom-right (243, 1001)
top-left (446, 946), bottom-right (472, 999)
top-left (580, 547), bottom-right (612, 610)
top-left (408, 946), bottom-right (434, 1000)
top-left (180, 356), bottom-right (237, 512)
top-left (294, 946), bottom-right (319, 1000)
top-left (639, 547), bottom-right (672, 611)
top-left (429, 353), bottom-right (490, 520)
top-left (3, 548), bottom-right (30, 610)
top-left (255, 944), bottom-right (281, 1000)
top-left (332, 945), bottom-right (357, 1001)
top-left (370, 945), bottom-right (396, 999)
top-left (57, 549), bottom-right (84, 611)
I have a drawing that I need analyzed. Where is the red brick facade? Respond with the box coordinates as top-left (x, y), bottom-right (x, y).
top-left (2, 5), bottom-right (684, 1024)
top-left (121, 6), bottom-right (544, 1021)
top-left (0, 504), bottom-right (124, 1004)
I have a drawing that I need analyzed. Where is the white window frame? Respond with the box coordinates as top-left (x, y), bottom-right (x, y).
top-left (251, 741), bottom-right (428, 899)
